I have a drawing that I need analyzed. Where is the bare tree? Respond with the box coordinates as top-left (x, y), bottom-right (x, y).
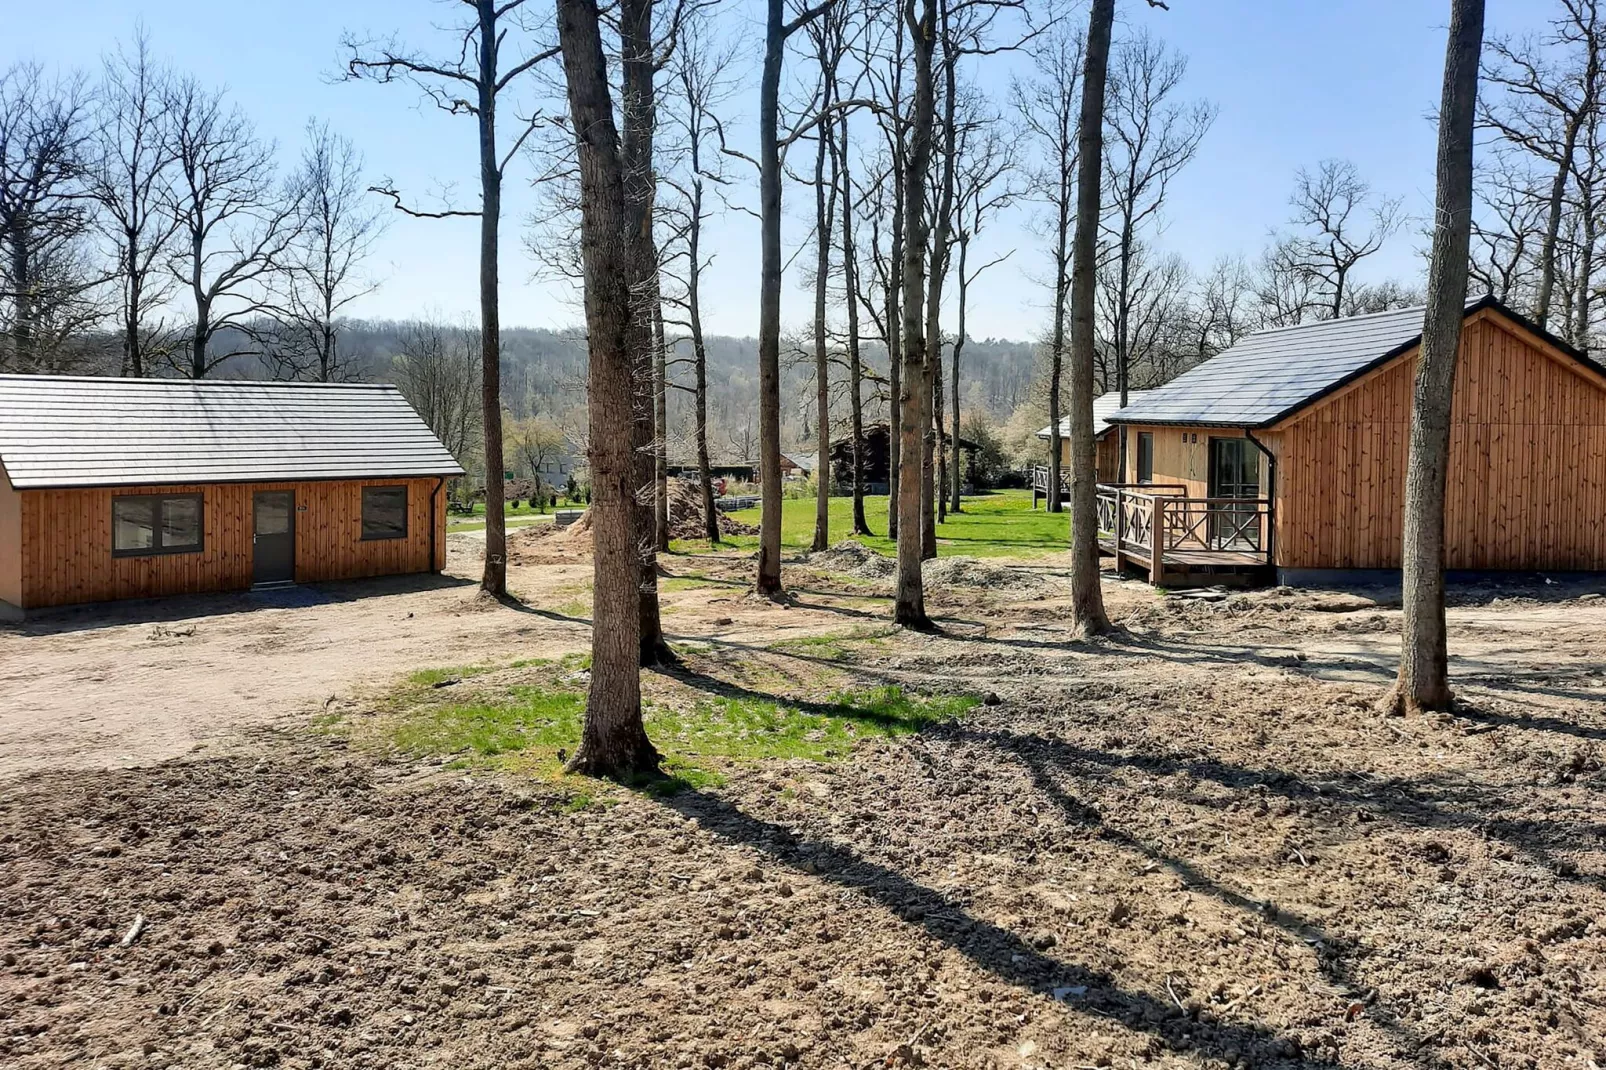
top-left (556, 0), bottom-right (657, 777)
top-left (391, 318), bottom-right (483, 465)
top-left (0, 64), bottom-right (99, 373)
top-left (1469, 143), bottom-right (1547, 303)
top-left (1284, 159), bottom-right (1403, 320)
top-left (160, 76), bottom-right (303, 379)
top-left (345, 1), bottom-right (559, 598)
top-left (756, 0), bottom-right (839, 598)
top-left (1479, 0), bottom-right (1602, 331)
top-left (1388, 0), bottom-right (1485, 715)
top-left (1100, 27), bottom-right (1213, 464)
top-left (834, 105), bottom-right (873, 535)
top-left (505, 415), bottom-right (566, 488)
top-left (89, 30), bottom-right (181, 377)
top-left (948, 100), bottom-right (1015, 514)
top-left (1067, 0), bottom-right (1116, 638)
top-left (272, 121), bottom-right (387, 382)
top-left (893, 0), bottom-right (937, 628)
top-left (804, 2), bottom-right (851, 551)
top-left (660, 17), bottom-right (737, 543)
top-left (1012, 25), bottom-right (1082, 512)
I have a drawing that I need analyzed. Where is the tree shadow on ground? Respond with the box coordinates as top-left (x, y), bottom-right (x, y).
top-left (653, 785), bottom-right (1338, 1068)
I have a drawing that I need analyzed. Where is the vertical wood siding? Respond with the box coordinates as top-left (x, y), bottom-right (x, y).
top-left (1269, 314), bottom-right (1606, 570)
top-left (0, 464), bottom-right (21, 609)
top-left (1118, 426), bottom-right (1266, 500)
top-left (1057, 433), bottom-right (1127, 481)
top-left (18, 477), bottom-right (448, 610)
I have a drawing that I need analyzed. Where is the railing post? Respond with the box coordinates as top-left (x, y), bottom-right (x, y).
top-left (1113, 488), bottom-right (1126, 572)
top-left (1149, 494), bottom-right (1166, 585)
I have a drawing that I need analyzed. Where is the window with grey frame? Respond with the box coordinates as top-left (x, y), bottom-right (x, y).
top-left (361, 485), bottom-right (408, 540)
top-left (112, 494), bottom-right (204, 557)
top-left (1137, 432), bottom-right (1154, 484)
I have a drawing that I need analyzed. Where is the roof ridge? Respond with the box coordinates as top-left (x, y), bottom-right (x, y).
top-left (1246, 304), bottom-right (1427, 338)
top-left (0, 374), bottom-right (400, 390)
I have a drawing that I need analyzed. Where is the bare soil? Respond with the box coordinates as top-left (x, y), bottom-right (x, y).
top-left (3, 546), bottom-right (1605, 1069)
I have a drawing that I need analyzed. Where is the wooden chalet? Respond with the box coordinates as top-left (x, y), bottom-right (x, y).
top-left (1032, 391), bottom-right (1152, 506)
top-left (0, 376), bottom-right (464, 617)
top-left (830, 423), bottom-right (981, 493)
top-left (1093, 298), bottom-right (1606, 586)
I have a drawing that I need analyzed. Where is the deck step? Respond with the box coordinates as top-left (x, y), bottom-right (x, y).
top-left (250, 580), bottom-right (298, 592)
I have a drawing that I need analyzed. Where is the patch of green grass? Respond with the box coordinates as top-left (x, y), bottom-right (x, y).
top-left (553, 598), bottom-right (591, 618)
top-left (768, 625), bottom-right (897, 661)
top-left (405, 664), bottom-right (496, 687)
top-left (670, 489), bottom-right (1066, 559)
top-left (376, 664), bottom-right (974, 783)
top-left (647, 685), bottom-right (976, 763)
top-left (389, 684), bottom-right (587, 759)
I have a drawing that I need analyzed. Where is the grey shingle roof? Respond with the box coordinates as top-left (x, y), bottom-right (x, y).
top-left (1037, 392), bottom-right (1151, 440)
top-left (1108, 305), bottom-right (1437, 428)
top-left (0, 376), bottom-right (464, 490)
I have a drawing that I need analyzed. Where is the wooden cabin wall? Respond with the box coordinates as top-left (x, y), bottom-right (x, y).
top-left (1271, 314), bottom-right (1606, 570)
top-left (0, 464), bottom-right (21, 609)
top-left (18, 477), bottom-right (448, 610)
top-left (1055, 433), bottom-right (1127, 482)
top-left (1118, 425), bottom-right (1269, 499)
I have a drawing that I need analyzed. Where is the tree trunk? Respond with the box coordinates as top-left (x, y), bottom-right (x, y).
top-left (1046, 176), bottom-right (1069, 513)
top-left (124, 237), bottom-right (144, 377)
top-left (10, 230), bottom-right (34, 371)
top-left (688, 175), bottom-right (720, 543)
top-left (476, 0), bottom-right (508, 598)
top-left (895, 0), bottom-right (936, 629)
top-left (923, 15), bottom-right (957, 559)
top-left (840, 112), bottom-right (871, 536)
top-left (756, 0), bottom-right (788, 598)
top-left (933, 357), bottom-right (946, 527)
top-left (886, 131), bottom-right (905, 539)
top-left (620, 0), bottom-right (670, 665)
top-left (951, 231), bottom-right (968, 513)
top-left (1067, 0), bottom-right (1115, 637)
top-left (812, 70), bottom-right (836, 553)
top-left (654, 285), bottom-right (670, 551)
top-left (1387, 0), bottom-right (1484, 716)
top-left (556, 0), bottom-right (656, 778)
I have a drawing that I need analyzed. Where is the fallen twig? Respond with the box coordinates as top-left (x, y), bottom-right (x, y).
top-left (120, 913), bottom-right (146, 948)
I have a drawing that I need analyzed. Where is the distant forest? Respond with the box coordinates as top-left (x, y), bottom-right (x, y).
top-left (205, 321), bottom-right (1038, 466)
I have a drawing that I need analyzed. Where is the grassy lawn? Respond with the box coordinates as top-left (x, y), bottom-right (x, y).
top-left (447, 500), bottom-right (581, 532)
top-left (671, 487), bottom-right (1067, 558)
top-left (351, 650), bottom-right (976, 790)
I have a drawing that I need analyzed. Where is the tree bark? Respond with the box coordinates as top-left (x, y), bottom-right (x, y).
top-left (839, 112), bottom-right (872, 535)
top-left (951, 230), bottom-right (968, 513)
top-left (688, 170), bottom-right (720, 543)
top-left (1067, 0), bottom-right (1115, 637)
top-left (812, 59), bottom-right (837, 553)
top-left (756, 0), bottom-right (789, 598)
top-left (654, 288), bottom-right (670, 551)
top-left (923, 3), bottom-right (958, 558)
top-left (475, 0), bottom-right (508, 598)
top-left (620, 0), bottom-right (671, 664)
top-left (1045, 159), bottom-right (1070, 514)
top-left (1386, 0), bottom-right (1484, 716)
top-left (556, 0), bottom-right (656, 778)
top-left (895, 0), bottom-right (936, 629)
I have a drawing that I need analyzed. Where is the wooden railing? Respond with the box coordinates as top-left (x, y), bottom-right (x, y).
top-left (1096, 483), bottom-right (1272, 579)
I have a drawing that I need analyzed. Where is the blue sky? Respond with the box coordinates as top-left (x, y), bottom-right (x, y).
top-left (9, 0), bottom-right (1553, 341)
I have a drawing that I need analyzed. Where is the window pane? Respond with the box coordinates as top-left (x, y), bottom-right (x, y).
top-left (113, 498), bottom-right (155, 552)
top-left (162, 497), bottom-right (202, 549)
top-left (1137, 433), bottom-right (1153, 483)
top-left (254, 494), bottom-right (292, 536)
top-left (362, 487), bottom-right (408, 540)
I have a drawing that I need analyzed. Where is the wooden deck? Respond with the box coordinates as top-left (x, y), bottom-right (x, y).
top-left (1097, 484), bottom-right (1273, 588)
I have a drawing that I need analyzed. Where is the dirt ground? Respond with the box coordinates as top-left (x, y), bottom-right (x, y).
top-left (2, 534), bottom-right (1605, 1069)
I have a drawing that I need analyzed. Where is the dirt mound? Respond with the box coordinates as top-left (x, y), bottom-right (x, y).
top-left (921, 555), bottom-right (1047, 595)
top-left (547, 480), bottom-right (756, 546)
top-left (802, 541), bottom-right (898, 580)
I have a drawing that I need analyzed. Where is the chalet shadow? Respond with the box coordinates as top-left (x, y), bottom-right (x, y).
top-left (1063, 298), bottom-right (1606, 586)
top-left (0, 376), bottom-right (464, 618)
